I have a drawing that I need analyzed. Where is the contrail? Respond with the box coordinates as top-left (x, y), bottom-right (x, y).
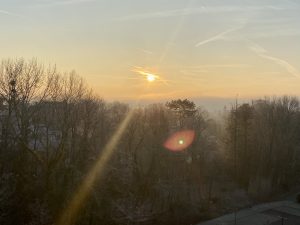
top-left (195, 26), bottom-right (241, 47)
top-left (158, 0), bottom-right (195, 64)
top-left (55, 109), bottom-right (135, 225)
top-left (248, 41), bottom-right (300, 78)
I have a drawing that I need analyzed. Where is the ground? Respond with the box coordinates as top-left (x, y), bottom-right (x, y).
top-left (198, 199), bottom-right (300, 225)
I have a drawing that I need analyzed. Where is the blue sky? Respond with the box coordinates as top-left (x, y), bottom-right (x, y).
top-left (1, 0), bottom-right (300, 103)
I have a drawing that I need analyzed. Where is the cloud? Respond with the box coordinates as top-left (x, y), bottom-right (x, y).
top-left (138, 49), bottom-right (153, 55)
top-left (0, 9), bottom-right (23, 18)
top-left (185, 64), bottom-right (250, 69)
top-left (55, 0), bottom-right (94, 5)
top-left (32, 0), bottom-right (95, 7)
top-left (117, 5), bottom-right (286, 21)
top-left (139, 91), bottom-right (181, 99)
top-left (179, 64), bottom-right (250, 80)
top-left (245, 28), bottom-right (300, 39)
top-left (249, 41), bottom-right (300, 78)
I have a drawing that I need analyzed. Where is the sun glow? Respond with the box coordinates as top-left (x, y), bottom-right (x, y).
top-left (132, 67), bottom-right (159, 82)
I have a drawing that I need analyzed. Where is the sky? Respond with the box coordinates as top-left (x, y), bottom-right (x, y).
top-left (1, 0), bottom-right (300, 107)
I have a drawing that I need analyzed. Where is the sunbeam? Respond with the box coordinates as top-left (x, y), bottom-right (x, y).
top-left (55, 109), bottom-right (135, 225)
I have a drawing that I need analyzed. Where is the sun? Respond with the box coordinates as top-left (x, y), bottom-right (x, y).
top-left (132, 67), bottom-right (160, 83)
top-left (147, 74), bottom-right (156, 82)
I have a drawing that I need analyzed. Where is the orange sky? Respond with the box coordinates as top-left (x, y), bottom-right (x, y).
top-left (1, 0), bottom-right (300, 103)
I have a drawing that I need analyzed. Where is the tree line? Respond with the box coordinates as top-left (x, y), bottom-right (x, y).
top-left (0, 58), bottom-right (300, 225)
top-left (225, 97), bottom-right (300, 198)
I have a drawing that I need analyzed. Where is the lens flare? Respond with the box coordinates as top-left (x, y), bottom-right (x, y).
top-left (163, 130), bottom-right (195, 152)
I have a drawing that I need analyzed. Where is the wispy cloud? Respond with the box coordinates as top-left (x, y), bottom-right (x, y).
top-left (185, 64), bottom-right (250, 69)
top-left (0, 9), bottom-right (23, 18)
top-left (179, 64), bottom-right (250, 79)
top-left (249, 41), bottom-right (300, 78)
top-left (244, 28), bottom-right (300, 39)
top-left (32, 0), bottom-right (94, 7)
top-left (138, 49), bottom-right (153, 55)
top-left (117, 5), bottom-right (286, 21)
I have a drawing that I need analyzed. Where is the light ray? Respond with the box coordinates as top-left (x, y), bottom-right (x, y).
top-left (55, 109), bottom-right (135, 225)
